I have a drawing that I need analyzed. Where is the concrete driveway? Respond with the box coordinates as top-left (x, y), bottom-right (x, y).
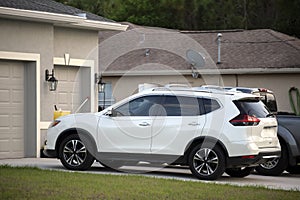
top-left (1, 158), bottom-right (299, 191)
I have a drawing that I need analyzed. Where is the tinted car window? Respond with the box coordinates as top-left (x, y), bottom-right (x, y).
top-left (234, 99), bottom-right (272, 118)
top-left (162, 96), bottom-right (203, 116)
top-left (202, 98), bottom-right (221, 114)
top-left (115, 95), bottom-right (162, 116)
top-left (265, 93), bottom-right (277, 113)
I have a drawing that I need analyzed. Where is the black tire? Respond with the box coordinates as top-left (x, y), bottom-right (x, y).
top-left (286, 165), bottom-right (300, 174)
top-left (59, 134), bottom-right (95, 170)
top-left (225, 167), bottom-right (253, 178)
top-left (255, 141), bottom-right (288, 176)
top-left (188, 143), bottom-right (226, 180)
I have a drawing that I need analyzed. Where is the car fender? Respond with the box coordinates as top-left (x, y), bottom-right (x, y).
top-left (184, 136), bottom-right (229, 159)
top-left (278, 125), bottom-right (300, 165)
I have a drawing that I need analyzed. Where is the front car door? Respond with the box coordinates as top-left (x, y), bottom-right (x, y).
top-left (98, 95), bottom-right (163, 154)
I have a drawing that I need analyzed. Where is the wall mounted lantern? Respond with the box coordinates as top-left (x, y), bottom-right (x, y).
top-left (95, 73), bottom-right (106, 110)
top-left (95, 73), bottom-right (106, 93)
top-left (98, 76), bottom-right (106, 93)
top-left (45, 69), bottom-right (58, 91)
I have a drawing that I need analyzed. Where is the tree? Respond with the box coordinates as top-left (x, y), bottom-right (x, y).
top-left (55, 0), bottom-right (300, 38)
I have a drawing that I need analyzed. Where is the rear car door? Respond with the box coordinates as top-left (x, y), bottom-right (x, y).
top-left (150, 95), bottom-right (206, 156)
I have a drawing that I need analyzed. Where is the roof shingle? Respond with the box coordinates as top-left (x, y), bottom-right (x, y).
top-left (99, 24), bottom-right (300, 74)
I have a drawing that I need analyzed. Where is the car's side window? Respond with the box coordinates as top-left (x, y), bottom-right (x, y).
top-left (114, 95), bottom-right (163, 116)
top-left (202, 98), bottom-right (221, 114)
top-left (162, 96), bottom-right (203, 116)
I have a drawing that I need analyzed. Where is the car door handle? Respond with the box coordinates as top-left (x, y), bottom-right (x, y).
top-left (139, 122), bottom-right (150, 126)
top-left (188, 122), bottom-right (200, 126)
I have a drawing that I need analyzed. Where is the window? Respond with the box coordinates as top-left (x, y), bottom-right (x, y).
top-left (202, 98), bottom-right (221, 114)
top-left (98, 83), bottom-right (115, 110)
top-left (115, 95), bottom-right (163, 116)
top-left (162, 96), bottom-right (203, 116)
top-left (234, 99), bottom-right (272, 118)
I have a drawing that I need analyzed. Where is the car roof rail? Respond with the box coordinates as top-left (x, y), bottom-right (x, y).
top-left (151, 85), bottom-right (235, 95)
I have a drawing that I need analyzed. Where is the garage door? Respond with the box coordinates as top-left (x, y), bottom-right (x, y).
top-left (0, 60), bottom-right (24, 159)
top-left (54, 65), bottom-right (90, 113)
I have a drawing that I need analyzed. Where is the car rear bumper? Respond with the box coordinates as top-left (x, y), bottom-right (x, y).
top-left (226, 151), bottom-right (281, 168)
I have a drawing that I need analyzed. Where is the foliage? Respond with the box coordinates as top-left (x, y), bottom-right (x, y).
top-left (55, 0), bottom-right (300, 38)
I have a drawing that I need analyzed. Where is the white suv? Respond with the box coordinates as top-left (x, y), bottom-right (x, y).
top-left (44, 86), bottom-right (281, 180)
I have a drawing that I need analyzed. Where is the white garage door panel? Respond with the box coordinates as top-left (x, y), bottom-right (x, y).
top-left (0, 60), bottom-right (24, 159)
top-left (55, 66), bottom-right (81, 112)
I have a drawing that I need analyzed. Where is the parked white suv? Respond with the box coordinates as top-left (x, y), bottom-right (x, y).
top-left (44, 85), bottom-right (281, 180)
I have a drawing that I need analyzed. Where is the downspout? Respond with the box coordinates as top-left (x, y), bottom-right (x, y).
top-left (217, 33), bottom-right (222, 64)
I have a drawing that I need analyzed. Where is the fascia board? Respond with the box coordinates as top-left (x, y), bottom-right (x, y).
top-left (0, 7), bottom-right (128, 31)
top-left (102, 68), bottom-right (300, 76)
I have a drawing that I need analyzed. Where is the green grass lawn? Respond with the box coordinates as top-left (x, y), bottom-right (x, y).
top-left (0, 165), bottom-right (299, 200)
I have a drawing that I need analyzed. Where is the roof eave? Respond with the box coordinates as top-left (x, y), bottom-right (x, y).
top-left (0, 7), bottom-right (128, 31)
top-left (102, 67), bottom-right (300, 76)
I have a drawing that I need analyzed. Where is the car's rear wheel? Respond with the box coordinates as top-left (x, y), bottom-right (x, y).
top-left (59, 134), bottom-right (94, 170)
top-left (255, 141), bottom-right (288, 176)
top-left (189, 143), bottom-right (225, 180)
top-left (225, 167), bottom-right (253, 177)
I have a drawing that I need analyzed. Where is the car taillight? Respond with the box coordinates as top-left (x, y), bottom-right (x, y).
top-left (230, 114), bottom-right (260, 126)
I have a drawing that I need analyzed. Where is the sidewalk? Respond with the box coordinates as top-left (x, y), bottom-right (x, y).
top-left (0, 158), bottom-right (63, 169)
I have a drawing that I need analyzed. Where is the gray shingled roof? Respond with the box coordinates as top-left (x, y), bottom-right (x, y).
top-left (0, 0), bottom-right (114, 22)
top-left (186, 29), bottom-right (300, 70)
top-left (99, 24), bottom-right (300, 74)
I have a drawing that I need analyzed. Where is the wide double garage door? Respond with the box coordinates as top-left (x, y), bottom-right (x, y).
top-left (0, 60), bottom-right (24, 159)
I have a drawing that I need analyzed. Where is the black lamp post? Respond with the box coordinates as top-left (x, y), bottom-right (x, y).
top-left (45, 69), bottom-right (58, 91)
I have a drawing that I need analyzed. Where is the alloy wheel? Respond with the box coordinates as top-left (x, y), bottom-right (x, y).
top-left (193, 148), bottom-right (219, 176)
top-left (63, 139), bottom-right (87, 167)
top-left (260, 158), bottom-right (279, 169)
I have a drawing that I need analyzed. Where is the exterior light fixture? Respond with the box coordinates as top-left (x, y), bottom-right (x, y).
top-left (45, 69), bottom-right (58, 91)
top-left (95, 73), bottom-right (106, 110)
top-left (97, 76), bottom-right (106, 93)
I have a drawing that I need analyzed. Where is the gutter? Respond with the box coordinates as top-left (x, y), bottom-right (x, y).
top-left (0, 7), bottom-right (128, 31)
top-left (102, 68), bottom-right (300, 76)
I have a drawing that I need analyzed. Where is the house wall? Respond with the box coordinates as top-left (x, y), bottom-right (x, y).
top-left (236, 74), bottom-right (300, 112)
top-left (104, 73), bottom-right (299, 113)
top-left (41, 27), bottom-right (99, 121)
top-left (103, 74), bottom-right (232, 101)
top-left (0, 18), bottom-right (99, 157)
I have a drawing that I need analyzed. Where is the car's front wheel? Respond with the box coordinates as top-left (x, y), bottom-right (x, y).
top-left (188, 143), bottom-right (225, 180)
top-left (59, 134), bottom-right (95, 170)
top-left (225, 167), bottom-right (253, 177)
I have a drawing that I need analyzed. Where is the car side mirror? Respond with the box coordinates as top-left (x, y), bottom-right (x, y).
top-left (106, 108), bottom-right (117, 117)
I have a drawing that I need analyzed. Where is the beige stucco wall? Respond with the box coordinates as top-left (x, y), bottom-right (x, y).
top-left (104, 73), bottom-right (299, 113)
top-left (103, 74), bottom-right (233, 102)
top-left (236, 74), bottom-right (300, 112)
top-left (54, 27), bottom-right (98, 60)
top-left (0, 19), bottom-right (54, 83)
top-left (1, 18), bottom-right (99, 154)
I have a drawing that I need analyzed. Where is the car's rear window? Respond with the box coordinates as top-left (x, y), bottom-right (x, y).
top-left (234, 99), bottom-right (273, 118)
